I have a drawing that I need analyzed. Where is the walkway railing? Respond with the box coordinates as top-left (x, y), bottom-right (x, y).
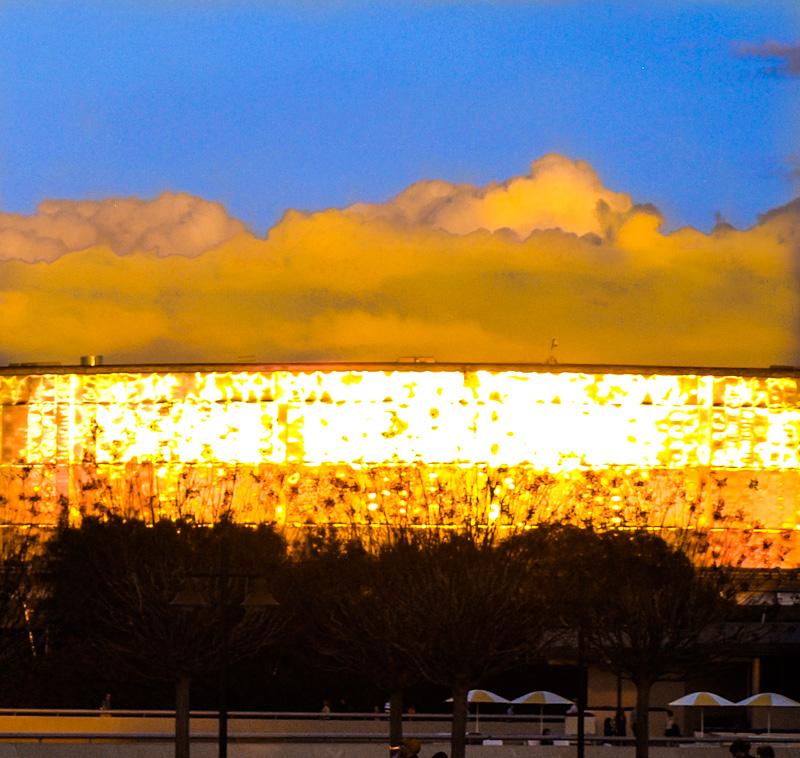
top-left (0, 710), bottom-right (796, 746)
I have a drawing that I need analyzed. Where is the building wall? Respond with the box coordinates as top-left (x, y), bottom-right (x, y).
top-left (1, 364), bottom-right (798, 565)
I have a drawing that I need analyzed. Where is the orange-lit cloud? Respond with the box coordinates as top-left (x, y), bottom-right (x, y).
top-left (0, 192), bottom-right (246, 262)
top-left (347, 154), bottom-right (632, 238)
top-left (0, 156), bottom-right (797, 368)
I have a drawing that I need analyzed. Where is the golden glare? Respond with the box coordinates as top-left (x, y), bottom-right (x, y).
top-left (0, 364), bottom-right (798, 566)
top-left (3, 367), bottom-right (798, 470)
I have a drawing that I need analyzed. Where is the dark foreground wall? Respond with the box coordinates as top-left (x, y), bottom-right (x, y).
top-left (0, 716), bottom-right (797, 758)
top-left (0, 747), bottom-right (799, 758)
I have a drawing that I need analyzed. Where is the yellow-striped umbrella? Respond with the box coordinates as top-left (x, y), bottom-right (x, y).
top-left (669, 692), bottom-right (736, 736)
top-left (446, 689), bottom-right (509, 732)
top-left (737, 693), bottom-right (800, 733)
top-left (512, 691), bottom-right (573, 734)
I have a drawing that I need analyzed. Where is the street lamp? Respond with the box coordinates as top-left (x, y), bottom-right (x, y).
top-left (171, 562), bottom-right (279, 758)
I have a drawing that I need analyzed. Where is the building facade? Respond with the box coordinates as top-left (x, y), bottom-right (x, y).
top-left (1, 361), bottom-right (799, 566)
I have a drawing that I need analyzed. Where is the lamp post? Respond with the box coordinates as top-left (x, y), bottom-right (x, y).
top-left (171, 533), bottom-right (279, 758)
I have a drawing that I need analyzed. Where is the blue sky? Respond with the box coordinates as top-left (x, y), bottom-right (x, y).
top-left (1, 0), bottom-right (798, 234)
top-left (1, 1), bottom-right (799, 367)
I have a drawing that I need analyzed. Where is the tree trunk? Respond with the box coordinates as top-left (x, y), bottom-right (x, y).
top-left (451, 683), bottom-right (469, 758)
top-left (175, 674), bottom-right (191, 758)
top-left (634, 680), bottom-right (653, 758)
top-left (389, 688), bottom-right (404, 751)
top-left (577, 662), bottom-right (587, 758)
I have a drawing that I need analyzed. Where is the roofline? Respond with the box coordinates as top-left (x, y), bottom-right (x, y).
top-left (2, 361), bottom-right (799, 378)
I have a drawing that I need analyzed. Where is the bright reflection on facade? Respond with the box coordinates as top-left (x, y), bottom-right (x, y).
top-left (1, 364), bottom-right (798, 566)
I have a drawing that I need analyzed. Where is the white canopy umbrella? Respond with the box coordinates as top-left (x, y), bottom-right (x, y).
top-left (669, 692), bottom-right (736, 737)
top-left (468, 689), bottom-right (510, 704)
top-left (512, 691), bottom-right (573, 734)
top-left (736, 693), bottom-right (800, 734)
top-left (446, 689), bottom-right (509, 732)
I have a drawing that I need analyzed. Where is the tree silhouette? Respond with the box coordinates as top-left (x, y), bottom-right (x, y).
top-left (389, 528), bottom-right (561, 758)
top-left (287, 528), bottom-right (423, 749)
top-left (569, 529), bottom-right (741, 758)
top-left (0, 526), bottom-right (43, 667)
top-left (44, 517), bottom-right (288, 758)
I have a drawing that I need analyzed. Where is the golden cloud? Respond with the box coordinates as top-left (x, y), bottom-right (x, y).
top-left (0, 158), bottom-right (797, 368)
top-left (346, 154), bottom-right (632, 238)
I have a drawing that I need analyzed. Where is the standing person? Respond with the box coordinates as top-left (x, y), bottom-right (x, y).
top-left (100, 693), bottom-right (111, 713)
top-left (615, 708), bottom-right (627, 737)
top-left (665, 710), bottom-right (681, 736)
top-left (664, 709), bottom-right (681, 744)
top-left (604, 717), bottom-right (615, 737)
top-left (729, 740), bottom-right (756, 758)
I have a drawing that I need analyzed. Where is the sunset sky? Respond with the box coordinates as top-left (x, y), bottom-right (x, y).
top-left (0, 0), bottom-right (798, 368)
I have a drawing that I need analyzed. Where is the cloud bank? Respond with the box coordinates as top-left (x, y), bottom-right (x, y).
top-left (738, 41), bottom-right (800, 77)
top-left (0, 192), bottom-right (246, 263)
top-left (346, 154), bottom-right (632, 239)
top-left (0, 155), bottom-right (797, 368)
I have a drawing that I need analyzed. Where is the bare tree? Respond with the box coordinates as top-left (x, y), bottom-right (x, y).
top-left (566, 528), bottom-right (742, 758)
top-left (44, 517), bottom-right (288, 758)
top-left (386, 528), bottom-right (560, 758)
top-left (0, 526), bottom-right (44, 666)
top-left (286, 525), bottom-right (563, 758)
top-left (287, 528), bottom-right (422, 749)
